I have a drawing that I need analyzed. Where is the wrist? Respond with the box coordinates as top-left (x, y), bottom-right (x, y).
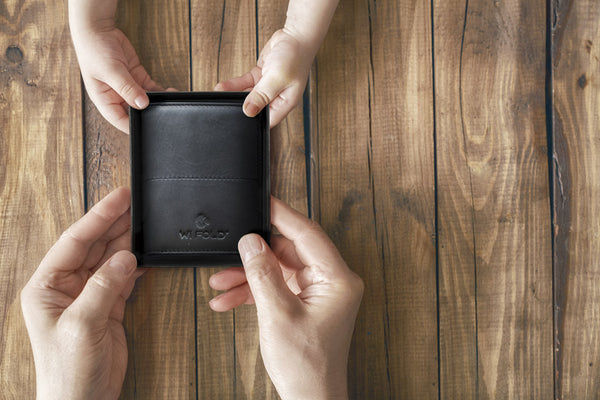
top-left (277, 369), bottom-right (348, 400)
top-left (280, 384), bottom-right (348, 400)
top-left (281, 24), bottom-right (321, 59)
top-left (68, 0), bottom-right (117, 37)
top-left (283, 0), bottom-right (339, 56)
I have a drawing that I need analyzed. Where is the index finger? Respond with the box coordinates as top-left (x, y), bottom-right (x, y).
top-left (37, 187), bottom-right (131, 274)
top-left (214, 69), bottom-right (258, 92)
top-left (270, 197), bottom-right (348, 273)
top-left (100, 101), bottom-right (130, 134)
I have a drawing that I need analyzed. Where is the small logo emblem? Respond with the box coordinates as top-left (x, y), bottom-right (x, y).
top-left (195, 214), bottom-right (210, 229)
top-left (178, 212), bottom-right (229, 241)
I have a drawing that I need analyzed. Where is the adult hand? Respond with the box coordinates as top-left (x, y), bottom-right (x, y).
top-left (215, 29), bottom-right (314, 128)
top-left (21, 188), bottom-right (143, 400)
top-left (209, 198), bottom-right (364, 400)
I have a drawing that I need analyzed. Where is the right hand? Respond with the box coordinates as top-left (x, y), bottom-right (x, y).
top-left (71, 27), bottom-right (164, 133)
top-left (209, 198), bottom-right (364, 400)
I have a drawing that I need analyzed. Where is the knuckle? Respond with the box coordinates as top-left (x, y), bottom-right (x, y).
top-left (90, 272), bottom-right (116, 291)
top-left (20, 286), bottom-right (31, 309)
top-left (295, 219), bottom-right (326, 244)
top-left (90, 203), bottom-right (116, 223)
top-left (252, 89), bottom-right (272, 106)
top-left (352, 273), bottom-right (365, 296)
top-left (61, 226), bottom-right (83, 244)
top-left (305, 218), bottom-right (325, 234)
top-left (117, 80), bottom-right (137, 99)
top-left (336, 271), bottom-right (364, 301)
top-left (245, 260), bottom-right (275, 284)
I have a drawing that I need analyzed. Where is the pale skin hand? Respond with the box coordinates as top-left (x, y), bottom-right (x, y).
top-left (21, 188), bottom-right (144, 400)
top-left (209, 197), bottom-right (364, 400)
top-left (69, 0), bottom-right (165, 134)
top-left (215, 0), bottom-right (339, 127)
top-left (69, 0), bottom-right (338, 130)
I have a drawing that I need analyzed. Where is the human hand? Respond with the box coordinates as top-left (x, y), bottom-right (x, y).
top-left (21, 188), bottom-right (143, 400)
top-left (208, 198), bottom-right (364, 400)
top-left (69, 0), bottom-right (166, 134)
top-left (215, 29), bottom-right (314, 128)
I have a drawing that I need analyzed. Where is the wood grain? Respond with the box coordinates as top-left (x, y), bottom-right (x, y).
top-left (0, 0), bottom-right (84, 397)
top-left (552, 0), bottom-right (600, 397)
top-left (314, 0), bottom-right (410, 397)
top-left (6, 0), bottom-right (600, 397)
top-left (433, 0), bottom-right (478, 395)
top-left (434, 0), bottom-right (553, 398)
top-left (367, 0), bottom-right (439, 397)
top-left (83, 1), bottom-right (195, 398)
top-left (190, 1), bottom-right (236, 398)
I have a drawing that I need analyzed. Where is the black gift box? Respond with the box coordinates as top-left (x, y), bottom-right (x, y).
top-left (130, 92), bottom-right (270, 267)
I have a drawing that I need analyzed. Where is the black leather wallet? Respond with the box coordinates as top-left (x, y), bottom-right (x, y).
top-left (130, 92), bottom-right (270, 267)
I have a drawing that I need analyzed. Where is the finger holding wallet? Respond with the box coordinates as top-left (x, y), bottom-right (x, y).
top-left (209, 197), bottom-right (364, 400)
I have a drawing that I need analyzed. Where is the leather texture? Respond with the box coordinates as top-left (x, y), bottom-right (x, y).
top-left (130, 92), bottom-right (270, 266)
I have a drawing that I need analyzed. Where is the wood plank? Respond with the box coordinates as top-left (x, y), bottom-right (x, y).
top-left (434, 0), bottom-right (553, 397)
top-left (367, 0), bottom-right (439, 397)
top-left (83, 1), bottom-right (195, 399)
top-left (552, 0), bottom-right (600, 397)
top-left (189, 1), bottom-right (236, 398)
top-left (314, 0), bottom-right (409, 397)
top-left (0, 0), bottom-right (84, 396)
top-left (433, 1), bottom-right (478, 396)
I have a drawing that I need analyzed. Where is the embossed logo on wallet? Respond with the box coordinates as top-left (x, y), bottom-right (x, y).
top-left (178, 213), bottom-right (229, 241)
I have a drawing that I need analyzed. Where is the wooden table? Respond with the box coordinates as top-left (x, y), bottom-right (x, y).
top-left (1, 0), bottom-right (598, 398)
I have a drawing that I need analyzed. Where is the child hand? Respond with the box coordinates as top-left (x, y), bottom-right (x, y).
top-left (71, 27), bottom-right (165, 133)
top-left (215, 29), bottom-right (314, 128)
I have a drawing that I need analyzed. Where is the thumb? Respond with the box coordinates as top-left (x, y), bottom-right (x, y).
top-left (242, 72), bottom-right (282, 118)
top-left (238, 234), bottom-right (297, 313)
top-left (104, 64), bottom-right (149, 109)
top-left (70, 250), bottom-right (138, 322)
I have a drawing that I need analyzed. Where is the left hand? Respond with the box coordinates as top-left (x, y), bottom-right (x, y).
top-left (215, 29), bottom-right (314, 128)
top-left (21, 187), bottom-right (143, 400)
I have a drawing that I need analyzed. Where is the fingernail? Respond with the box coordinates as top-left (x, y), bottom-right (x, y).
top-left (134, 95), bottom-right (148, 109)
top-left (214, 83), bottom-right (223, 91)
top-left (209, 295), bottom-right (223, 310)
top-left (243, 102), bottom-right (260, 117)
top-left (238, 235), bottom-right (263, 263)
top-left (110, 256), bottom-right (134, 275)
top-left (208, 274), bottom-right (218, 288)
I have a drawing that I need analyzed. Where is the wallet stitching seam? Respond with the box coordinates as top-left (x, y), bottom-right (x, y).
top-left (146, 104), bottom-right (242, 108)
top-left (135, 100), bottom-right (267, 263)
top-left (146, 251), bottom-right (239, 254)
top-left (143, 176), bottom-right (257, 182)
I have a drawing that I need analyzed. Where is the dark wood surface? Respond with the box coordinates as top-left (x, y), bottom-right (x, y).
top-left (2, 0), bottom-right (600, 398)
top-left (552, 0), bottom-right (600, 398)
top-left (435, 0), bottom-right (554, 398)
top-left (0, 0), bottom-right (85, 396)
